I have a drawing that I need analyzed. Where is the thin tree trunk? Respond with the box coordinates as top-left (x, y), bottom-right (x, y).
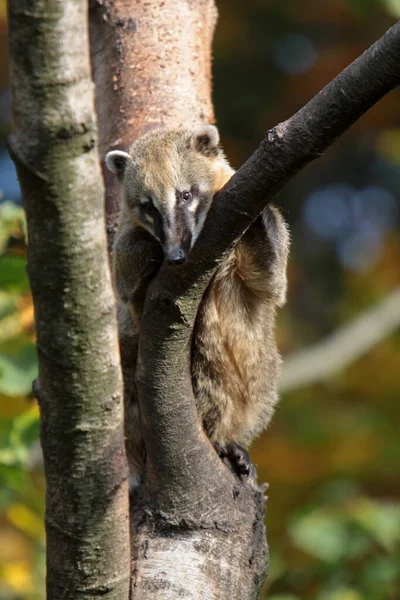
top-left (8, 1), bottom-right (130, 599)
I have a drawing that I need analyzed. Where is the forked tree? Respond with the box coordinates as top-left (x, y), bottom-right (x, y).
top-left (7, 1), bottom-right (400, 598)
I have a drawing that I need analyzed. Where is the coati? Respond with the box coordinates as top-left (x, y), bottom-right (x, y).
top-left (106, 125), bottom-right (289, 482)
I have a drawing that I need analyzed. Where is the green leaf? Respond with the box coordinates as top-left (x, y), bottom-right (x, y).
top-left (289, 511), bottom-right (348, 562)
top-left (383, 0), bottom-right (400, 17)
top-left (0, 409), bottom-right (40, 468)
top-left (360, 556), bottom-right (400, 592)
top-left (319, 588), bottom-right (363, 600)
top-left (268, 596), bottom-right (302, 600)
top-left (350, 498), bottom-right (400, 552)
top-left (0, 291), bottom-right (17, 320)
top-left (289, 509), bottom-right (369, 563)
top-left (0, 255), bottom-right (30, 293)
top-left (0, 462), bottom-right (27, 493)
top-left (0, 201), bottom-right (27, 253)
top-left (0, 344), bottom-right (38, 396)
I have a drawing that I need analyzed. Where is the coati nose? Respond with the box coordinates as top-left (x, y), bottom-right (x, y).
top-left (167, 249), bottom-right (186, 265)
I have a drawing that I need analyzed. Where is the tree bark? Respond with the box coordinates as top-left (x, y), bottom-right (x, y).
top-left (8, 1), bottom-right (130, 599)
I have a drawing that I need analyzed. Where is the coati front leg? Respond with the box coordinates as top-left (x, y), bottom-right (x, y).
top-left (114, 223), bottom-right (163, 483)
top-left (114, 220), bottom-right (164, 324)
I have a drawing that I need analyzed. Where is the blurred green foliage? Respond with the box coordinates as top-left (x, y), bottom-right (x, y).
top-left (0, 202), bottom-right (43, 599)
top-left (1, 0), bottom-right (400, 598)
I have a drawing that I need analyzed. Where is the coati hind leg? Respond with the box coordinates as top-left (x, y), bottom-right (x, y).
top-left (213, 441), bottom-right (256, 479)
top-left (235, 204), bottom-right (290, 308)
top-left (193, 203), bottom-right (289, 475)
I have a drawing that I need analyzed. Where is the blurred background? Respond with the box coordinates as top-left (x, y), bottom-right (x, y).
top-left (1, 0), bottom-right (400, 598)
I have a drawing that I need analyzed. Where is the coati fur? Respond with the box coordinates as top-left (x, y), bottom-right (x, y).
top-left (106, 125), bottom-right (289, 482)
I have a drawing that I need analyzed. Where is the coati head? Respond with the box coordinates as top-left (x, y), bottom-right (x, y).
top-left (105, 125), bottom-right (233, 264)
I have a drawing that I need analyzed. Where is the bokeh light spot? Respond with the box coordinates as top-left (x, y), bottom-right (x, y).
top-left (273, 34), bottom-right (317, 75)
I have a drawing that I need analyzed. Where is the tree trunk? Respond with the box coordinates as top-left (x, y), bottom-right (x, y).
top-left (8, 1), bottom-right (130, 598)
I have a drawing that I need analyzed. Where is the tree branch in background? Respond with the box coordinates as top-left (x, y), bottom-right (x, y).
top-left (7, 1), bottom-right (130, 598)
top-left (280, 286), bottom-right (400, 393)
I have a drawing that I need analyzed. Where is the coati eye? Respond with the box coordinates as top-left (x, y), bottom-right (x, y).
top-left (181, 191), bottom-right (192, 202)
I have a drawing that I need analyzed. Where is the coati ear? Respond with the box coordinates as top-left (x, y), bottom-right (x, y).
top-left (105, 150), bottom-right (131, 179)
top-left (190, 125), bottom-right (220, 157)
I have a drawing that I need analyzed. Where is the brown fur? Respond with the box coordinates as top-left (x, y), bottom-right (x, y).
top-left (106, 126), bottom-right (289, 481)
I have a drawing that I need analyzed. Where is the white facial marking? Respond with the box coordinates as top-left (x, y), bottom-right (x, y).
top-left (168, 189), bottom-right (176, 210)
top-left (198, 181), bottom-right (210, 196)
top-left (191, 205), bottom-right (211, 248)
top-left (163, 189), bottom-right (174, 228)
top-left (188, 197), bottom-right (200, 213)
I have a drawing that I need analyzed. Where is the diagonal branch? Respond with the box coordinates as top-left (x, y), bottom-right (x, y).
top-left (138, 21), bottom-right (400, 505)
top-left (191, 21), bottom-right (400, 275)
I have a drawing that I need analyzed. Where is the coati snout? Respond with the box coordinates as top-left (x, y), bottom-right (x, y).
top-left (146, 189), bottom-right (194, 265)
top-left (105, 125), bottom-right (233, 266)
top-left (167, 248), bottom-right (186, 265)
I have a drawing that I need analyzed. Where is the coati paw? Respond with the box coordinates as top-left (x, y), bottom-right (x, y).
top-left (213, 441), bottom-right (256, 480)
top-left (226, 443), bottom-right (256, 479)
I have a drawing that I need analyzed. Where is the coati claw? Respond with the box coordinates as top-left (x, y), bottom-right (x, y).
top-left (213, 441), bottom-right (256, 479)
top-left (226, 443), bottom-right (256, 479)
